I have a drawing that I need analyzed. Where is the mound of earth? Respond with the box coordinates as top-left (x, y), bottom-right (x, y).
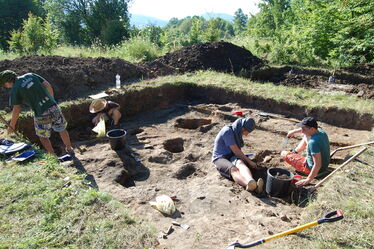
top-left (142, 41), bottom-right (264, 76)
top-left (342, 63), bottom-right (374, 76)
top-left (0, 56), bottom-right (148, 108)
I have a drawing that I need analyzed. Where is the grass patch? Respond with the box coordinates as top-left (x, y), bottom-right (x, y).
top-left (139, 71), bottom-right (374, 116)
top-left (277, 145), bottom-right (374, 249)
top-left (0, 151), bottom-right (157, 248)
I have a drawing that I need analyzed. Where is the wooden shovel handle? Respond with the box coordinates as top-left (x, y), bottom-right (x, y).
top-left (315, 147), bottom-right (367, 189)
top-left (0, 114), bottom-right (22, 138)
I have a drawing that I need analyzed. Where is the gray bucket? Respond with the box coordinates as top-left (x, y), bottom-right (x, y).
top-left (106, 129), bottom-right (127, 150)
top-left (266, 168), bottom-right (294, 197)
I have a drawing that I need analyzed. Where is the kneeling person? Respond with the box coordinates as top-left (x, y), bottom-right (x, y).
top-left (89, 99), bottom-right (122, 129)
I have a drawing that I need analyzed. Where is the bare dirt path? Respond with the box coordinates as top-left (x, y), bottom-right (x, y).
top-left (62, 102), bottom-right (371, 249)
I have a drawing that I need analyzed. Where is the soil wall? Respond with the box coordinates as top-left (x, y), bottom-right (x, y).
top-left (17, 84), bottom-right (373, 145)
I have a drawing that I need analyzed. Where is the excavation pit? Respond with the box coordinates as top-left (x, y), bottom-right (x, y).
top-left (174, 118), bottom-right (212, 129)
top-left (9, 96), bottom-right (373, 249)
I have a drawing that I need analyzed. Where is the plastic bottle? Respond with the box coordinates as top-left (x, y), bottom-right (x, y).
top-left (115, 74), bottom-right (121, 88)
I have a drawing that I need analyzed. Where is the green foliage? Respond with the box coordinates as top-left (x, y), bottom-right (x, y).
top-left (204, 18), bottom-right (222, 42)
top-left (101, 20), bottom-right (128, 45)
top-left (189, 17), bottom-right (203, 44)
top-left (115, 36), bottom-right (160, 62)
top-left (43, 0), bottom-right (131, 46)
top-left (138, 25), bottom-right (164, 46)
top-left (0, 0), bottom-right (44, 50)
top-left (233, 8), bottom-right (248, 35)
top-left (246, 0), bottom-right (374, 67)
top-left (8, 13), bottom-right (59, 55)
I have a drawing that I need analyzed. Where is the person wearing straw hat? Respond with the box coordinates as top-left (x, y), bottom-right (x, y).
top-left (0, 70), bottom-right (74, 155)
top-left (281, 117), bottom-right (330, 186)
top-left (212, 117), bottom-right (264, 193)
top-left (89, 98), bottom-right (121, 129)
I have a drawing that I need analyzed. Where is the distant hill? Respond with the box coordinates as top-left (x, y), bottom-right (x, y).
top-left (130, 12), bottom-right (234, 28)
top-left (130, 14), bottom-right (168, 28)
top-left (201, 12), bottom-right (234, 22)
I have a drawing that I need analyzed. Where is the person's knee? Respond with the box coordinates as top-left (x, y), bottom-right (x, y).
top-left (281, 151), bottom-right (288, 157)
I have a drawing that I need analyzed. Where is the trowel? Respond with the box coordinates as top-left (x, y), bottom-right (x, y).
top-left (172, 221), bottom-right (190, 230)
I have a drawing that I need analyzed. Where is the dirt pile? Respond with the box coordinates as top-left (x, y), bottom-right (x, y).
top-left (0, 56), bottom-right (147, 108)
top-left (142, 41), bottom-right (264, 76)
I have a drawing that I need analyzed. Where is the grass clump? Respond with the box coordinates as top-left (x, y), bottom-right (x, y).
top-left (143, 71), bottom-right (374, 116)
top-left (0, 151), bottom-right (157, 248)
top-left (276, 146), bottom-right (374, 249)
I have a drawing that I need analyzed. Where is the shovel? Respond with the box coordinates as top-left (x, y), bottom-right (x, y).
top-left (330, 141), bottom-right (374, 158)
top-left (257, 112), bottom-right (300, 123)
top-left (0, 114), bottom-right (22, 138)
top-left (226, 210), bottom-right (343, 248)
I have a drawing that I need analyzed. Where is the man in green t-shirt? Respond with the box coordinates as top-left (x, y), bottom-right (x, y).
top-left (281, 117), bottom-right (330, 186)
top-left (0, 70), bottom-right (73, 155)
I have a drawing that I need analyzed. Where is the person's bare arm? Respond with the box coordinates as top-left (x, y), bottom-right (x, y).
top-left (287, 128), bottom-right (302, 138)
top-left (8, 105), bottom-right (21, 134)
top-left (296, 153), bottom-right (322, 186)
top-left (229, 144), bottom-right (257, 168)
top-left (42, 80), bottom-right (54, 97)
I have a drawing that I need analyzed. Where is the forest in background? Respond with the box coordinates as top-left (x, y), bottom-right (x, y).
top-left (0, 0), bottom-right (373, 67)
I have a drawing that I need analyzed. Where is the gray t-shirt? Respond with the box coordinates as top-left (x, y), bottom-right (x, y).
top-left (212, 126), bottom-right (236, 162)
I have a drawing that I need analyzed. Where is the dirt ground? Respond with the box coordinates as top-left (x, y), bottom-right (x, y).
top-left (61, 102), bottom-right (372, 249)
top-left (1, 42), bottom-right (373, 248)
top-left (0, 42), bottom-right (373, 110)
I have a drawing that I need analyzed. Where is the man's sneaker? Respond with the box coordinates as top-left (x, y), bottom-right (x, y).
top-left (246, 179), bottom-right (257, 192)
top-left (256, 178), bottom-right (264, 194)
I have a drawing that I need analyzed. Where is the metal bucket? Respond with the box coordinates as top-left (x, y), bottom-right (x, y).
top-left (106, 129), bottom-right (127, 150)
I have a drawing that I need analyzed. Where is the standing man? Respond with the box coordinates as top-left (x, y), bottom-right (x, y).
top-left (281, 117), bottom-right (330, 186)
top-left (0, 70), bottom-right (73, 155)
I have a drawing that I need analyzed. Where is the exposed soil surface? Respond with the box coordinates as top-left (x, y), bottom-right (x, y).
top-left (59, 102), bottom-right (372, 249)
top-left (0, 41), bottom-right (373, 110)
top-left (1, 41), bottom-right (373, 248)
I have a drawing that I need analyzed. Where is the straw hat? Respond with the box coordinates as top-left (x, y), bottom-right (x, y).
top-left (89, 99), bottom-right (107, 113)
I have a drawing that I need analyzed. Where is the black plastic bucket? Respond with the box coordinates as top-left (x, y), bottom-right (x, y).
top-left (266, 168), bottom-right (294, 197)
top-left (106, 129), bottom-right (127, 150)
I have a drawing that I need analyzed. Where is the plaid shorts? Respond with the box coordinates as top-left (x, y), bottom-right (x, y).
top-left (34, 105), bottom-right (67, 138)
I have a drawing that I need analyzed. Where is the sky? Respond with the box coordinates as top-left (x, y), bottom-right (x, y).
top-left (128, 0), bottom-right (261, 20)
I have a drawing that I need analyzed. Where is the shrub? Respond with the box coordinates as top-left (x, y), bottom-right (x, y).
top-left (8, 13), bottom-right (59, 55)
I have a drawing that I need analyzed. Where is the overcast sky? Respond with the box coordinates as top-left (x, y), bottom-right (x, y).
top-left (128, 0), bottom-right (261, 20)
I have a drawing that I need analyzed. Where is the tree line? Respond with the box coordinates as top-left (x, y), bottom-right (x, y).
top-left (0, 0), bottom-right (372, 67)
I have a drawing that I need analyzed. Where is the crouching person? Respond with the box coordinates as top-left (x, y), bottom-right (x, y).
top-left (0, 70), bottom-right (73, 155)
top-left (212, 118), bottom-right (264, 193)
top-left (281, 117), bottom-right (330, 186)
top-left (89, 98), bottom-right (122, 129)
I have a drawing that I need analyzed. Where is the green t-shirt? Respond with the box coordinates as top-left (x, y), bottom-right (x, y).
top-left (306, 128), bottom-right (330, 172)
top-left (9, 73), bottom-right (56, 117)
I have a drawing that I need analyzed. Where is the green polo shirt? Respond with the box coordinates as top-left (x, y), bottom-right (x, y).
top-left (9, 73), bottom-right (56, 117)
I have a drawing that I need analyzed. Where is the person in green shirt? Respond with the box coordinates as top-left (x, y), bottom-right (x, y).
top-left (281, 117), bottom-right (330, 186)
top-left (0, 70), bottom-right (73, 155)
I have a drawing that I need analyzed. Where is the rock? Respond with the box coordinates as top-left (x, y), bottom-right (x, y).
top-left (263, 156), bottom-right (272, 163)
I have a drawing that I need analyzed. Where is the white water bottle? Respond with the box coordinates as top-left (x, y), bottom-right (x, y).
top-left (115, 74), bottom-right (121, 88)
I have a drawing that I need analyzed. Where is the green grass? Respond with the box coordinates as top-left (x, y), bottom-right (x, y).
top-left (278, 146), bottom-right (374, 249)
top-left (1, 37), bottom-right (164, 62)
top-left (141, 71), bottom-right (374, 115)
top-left (0, 150), bottom-right (157, 248)
top-left (0, 68), bottom-right (373, 248)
